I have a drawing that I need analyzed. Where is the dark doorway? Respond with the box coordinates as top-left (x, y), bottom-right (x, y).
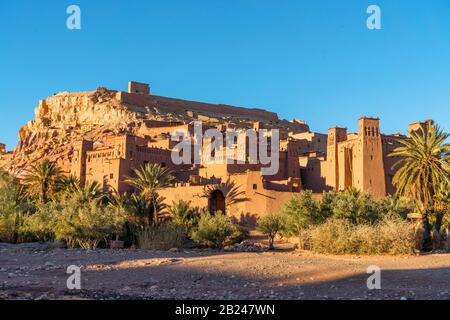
top-left (209, 190), bottom-right (226, 214)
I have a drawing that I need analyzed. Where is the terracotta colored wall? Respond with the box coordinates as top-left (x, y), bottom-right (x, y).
top-left (158, 171), bottom-right (297, 227)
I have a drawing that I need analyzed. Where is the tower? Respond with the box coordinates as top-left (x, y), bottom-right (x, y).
top-left (326, 127), bottom-right (347, 189)
top-left (70, 140), bottom-right (93, 184)
top-left (128, 81), bottom-right (150, 95)
top-left (356, 117), bottom-right (386, 199)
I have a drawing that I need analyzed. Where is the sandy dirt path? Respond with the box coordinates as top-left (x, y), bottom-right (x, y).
top-left (0, 242), bottom-right (449, 300)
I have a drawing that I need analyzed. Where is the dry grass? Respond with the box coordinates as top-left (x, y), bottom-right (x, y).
top-left (299, 216), bottom-right (415, 255)
top-left (136, 223), bottom-right (186, 250)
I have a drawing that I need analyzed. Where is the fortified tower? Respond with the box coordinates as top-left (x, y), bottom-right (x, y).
top-left (70, 140), bottom-right (94, 184)
top-left (356, 117), bottom-right (386, 199)
top-left (326, 127), bottom-right (347, 189)
top-left (128, 81), bottom-right (150, 95)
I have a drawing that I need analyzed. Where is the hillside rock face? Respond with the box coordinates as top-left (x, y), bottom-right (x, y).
top-left (1, 84), bottom-right (308, 176)
top-left (5, 88), bottom-right (143, 175)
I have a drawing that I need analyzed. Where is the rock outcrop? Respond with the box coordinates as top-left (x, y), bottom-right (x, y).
top-left (5, 88), bottom-right (143, 175)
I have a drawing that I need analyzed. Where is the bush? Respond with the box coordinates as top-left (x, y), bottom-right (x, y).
top-left (319, 190), bottom-right (338, 218)
top-left (136, 222), bottom-right (186, 250)
top-left (376, 195), bottom-right (412, 219)
top-left (20, 202), bottom-right (58, 242)
top-left (191, 212), bottom-right (240, 249)
top-left (0, 170), bottom-right (32, 243)
top-left (53, 198), bottom-right (127, 249)
top-left (299, 216), bottom-right (415, 255)
top-left (20, 198), bottom-right (128, 249)
top-left (280, 191), bottom-right (324, 237)
top-left (257, 213), bottom-right (284, 249)
top-left (330, 189), bottom-right (379, 224)
top-left (0, 211), bottom-right (21, 243)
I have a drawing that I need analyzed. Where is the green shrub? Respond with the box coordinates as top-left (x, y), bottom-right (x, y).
top-left (52, 198), bottom-right (127, 249)
top-left (257, 213), bottom-right (284, 249)
top-left (20, 201), bottom-right (58, 242)
top-left (330, 189), bottom-right (379, 224)
top-left (280, 190), bottom-right (323, 237)
top-left (191, 212), bottom-right (240, 249)
top-left (376, 195), bottom-right (412, 218)
top-left (319, 190), bottom-right (338, 218)
top-left (136, 222), bottom-right (186, 250)
top-left (0, 211), bottom-right (20, 243)
top-left (0, 170), bottom-right (31, 243)
top-left (299, 216), bottom-right (415, 255)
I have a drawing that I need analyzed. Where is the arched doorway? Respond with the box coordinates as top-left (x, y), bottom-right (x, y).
top-left (209, 190), bottom-right (226, 214)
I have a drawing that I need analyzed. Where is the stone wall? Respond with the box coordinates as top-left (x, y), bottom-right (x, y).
top-left (128, 81), bottom-right (150, 95)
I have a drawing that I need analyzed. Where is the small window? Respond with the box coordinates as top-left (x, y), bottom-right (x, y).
top-left (110, 173), bottom-right (114, 179)
top-left (253, 184), bottom-right (258, 190)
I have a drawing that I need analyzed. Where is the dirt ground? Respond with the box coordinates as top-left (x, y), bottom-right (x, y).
top-left (0, 240), bottom-right (449, 300)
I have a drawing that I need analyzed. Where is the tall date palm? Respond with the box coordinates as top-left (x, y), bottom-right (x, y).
top-left (390, 123), bottom-right (450, 215)
top-left (390, 123), bottom-right (450, 251)
top-left (124, 163), bottom-right (174, 225)
top-left (23, 159), bottom-right (63, 203)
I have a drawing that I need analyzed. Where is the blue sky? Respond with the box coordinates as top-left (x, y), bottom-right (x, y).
top-left (1, 0), bottom-right (450, 150)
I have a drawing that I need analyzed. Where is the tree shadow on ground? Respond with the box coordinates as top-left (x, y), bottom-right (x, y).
top-left (74, 251), bottom-right (450, 300)
top-left (1, 246), bottom-right (449, 300)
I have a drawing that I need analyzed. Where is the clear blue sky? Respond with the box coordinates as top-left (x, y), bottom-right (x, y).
top-left (1, 0), bottom-right (450, 150)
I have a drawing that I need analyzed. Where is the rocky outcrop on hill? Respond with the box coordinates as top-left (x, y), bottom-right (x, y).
top-left (4, 88), bottom-right (144, 175)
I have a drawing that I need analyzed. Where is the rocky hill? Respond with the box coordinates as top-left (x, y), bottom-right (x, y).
top-left (0, 84), bottom-right (309, 176)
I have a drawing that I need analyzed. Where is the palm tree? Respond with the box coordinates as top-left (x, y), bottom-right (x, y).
top-left (169, 200), bottom-right (193, 226)
top-left (390, 123), bottom-right (450, 250)
top-left (390, 123), bottom-right (450, 215)
top-left (59, 175), bottom-right (81, 192)
top-left (22, 159), bottom-right (63, 203)
top-left (127, 193), bottom-right (148, 227)
top-left (59, 176), bottom-right (105, 203)
top-left (433, 180), bottom-right (450, 233)
top-left (0, 170), bottom-right (29, 243)
top-left (124, 163), bottom-right (174, 225)
top-left (73, 181), bottom-right (105, 203)
top-left (108, 192), bottom-right (130, 212)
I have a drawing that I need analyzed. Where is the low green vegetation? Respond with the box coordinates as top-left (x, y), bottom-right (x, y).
top-left (0, 162), bottom-right (246, 250)
top-left (257, 189), bottom-right (417, 254)
top-left (191, 212), bottom-right (243, 249)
